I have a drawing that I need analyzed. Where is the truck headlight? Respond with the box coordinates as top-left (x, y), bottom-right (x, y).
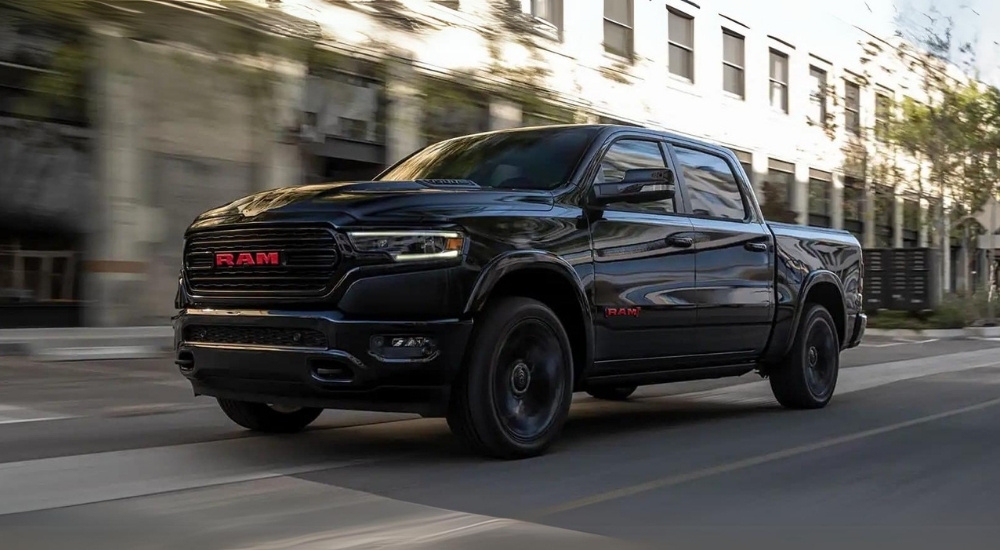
top-left (347, 230), bottom-right (466, 262)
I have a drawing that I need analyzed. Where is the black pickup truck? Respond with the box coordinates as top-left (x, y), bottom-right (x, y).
top-left (173, 124), bottom-right (866, 459)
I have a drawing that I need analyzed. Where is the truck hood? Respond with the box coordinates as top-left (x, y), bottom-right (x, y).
top-left (187, 180), bottom-right (556, 232)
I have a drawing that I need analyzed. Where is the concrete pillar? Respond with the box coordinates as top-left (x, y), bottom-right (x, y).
top-left (919, 197), bottom-right (930, 247)
top-left (83, 26), bottom-right (147, 327)
top-left (892, 194), bottom-right (904, 248)
top-left (261, 58), bottom-right (307, 190)
top-left (831, 173), bottom-right (845, 230)
top-left (863, 182), bottom-right (876, 249)
top-left (385, 56), bottom-right (424, 165)
top-left (794, 162), bottom-right (809, 226)
top-left (489, 99), bottom-right (522, 130)
top-left (751, 151), bottom-right (770, 206)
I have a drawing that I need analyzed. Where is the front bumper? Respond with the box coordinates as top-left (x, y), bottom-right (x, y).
top-left (173, 309), bottom-right (473, 417)
top-left (846, 312), bottom-right (867, 349)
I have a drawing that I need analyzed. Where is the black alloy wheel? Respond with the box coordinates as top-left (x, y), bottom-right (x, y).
top-left (769, 304), bottom-right (840, 409)
top-left (491, 318), bottom-right (567, 442)
top-left (447, 296), bottom-right (574, 459)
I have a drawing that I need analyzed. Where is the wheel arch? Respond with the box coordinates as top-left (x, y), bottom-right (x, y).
top-left (792, 271), bottom-right (848, 349)
top-left (464, 251), bottom-right (594, 387)
top-left (763, 270), bottom-right (849, 367)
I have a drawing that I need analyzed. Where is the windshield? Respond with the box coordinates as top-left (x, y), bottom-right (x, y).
top-left (375, 126), bottom-right (602, 190)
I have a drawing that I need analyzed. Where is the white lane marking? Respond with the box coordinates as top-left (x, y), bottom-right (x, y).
top-left (0, 419), bottom-right (440, 517)
top-left (0, 405), bottom-right (74, 425)
top-left (859, 337), bottom-right (939, 348)
top-left (536, 395), bottom-right (1000, 517)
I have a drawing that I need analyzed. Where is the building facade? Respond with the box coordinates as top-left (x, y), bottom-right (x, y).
top-left (0, 0), bottom-right (981, 327)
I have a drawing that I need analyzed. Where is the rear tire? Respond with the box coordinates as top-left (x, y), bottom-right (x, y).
top-left (586, 385), bottom-right (637, 401)
top-left (769, 304), bottom-right (840, 409)
top-left (217, 399), bottom-right (323, 433)
top-left (447, 296), bottom-right (574, 459)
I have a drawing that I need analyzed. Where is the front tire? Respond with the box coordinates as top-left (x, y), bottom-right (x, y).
top-left (447, 296), bottom-right (574, 459)
top-left (217, 399), bottom-right (323, 433)
top-left (769, 304), bottom-right (840, 409)
top-left (586, 385), bottom-right (637, 401)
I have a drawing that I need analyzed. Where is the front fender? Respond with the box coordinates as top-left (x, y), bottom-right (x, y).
top-left (463, 251), bottom-right (590, 317)
top-left (462, 251), bottom-right (594, 379)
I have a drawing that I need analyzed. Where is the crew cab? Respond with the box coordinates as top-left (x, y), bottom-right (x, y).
top-left (173, 124), bottom-right (866, 459)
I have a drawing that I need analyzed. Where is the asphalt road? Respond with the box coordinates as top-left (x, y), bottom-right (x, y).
top-left (1, 335), bottom-right (1000, 549)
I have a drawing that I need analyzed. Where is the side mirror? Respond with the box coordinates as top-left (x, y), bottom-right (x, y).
top-left (591, 168), bottom-right (676, 205)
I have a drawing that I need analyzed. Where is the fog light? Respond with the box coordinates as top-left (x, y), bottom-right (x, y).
top-left (371, 335), bottom-right (438, 361)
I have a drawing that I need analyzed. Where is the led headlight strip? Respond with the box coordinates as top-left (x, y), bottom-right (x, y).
top-left (347, 230), bottom-right (465, 262)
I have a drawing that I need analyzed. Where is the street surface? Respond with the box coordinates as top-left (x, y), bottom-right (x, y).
top-left (1, 335), bottom-right (1000, 548)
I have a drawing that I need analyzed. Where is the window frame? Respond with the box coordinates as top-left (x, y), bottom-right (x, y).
top-left (808, 65), bottom-right (828, 126)
top-left (875, 90), bottom-right (892, 141)
top-left (665, 140), bottom-right (754, 223)
top-left (768, 49), bottom-right (790, 114)
top-left (581, 132), bottom-right (692, 217)
top-left (844, 80), bottom-right (861, 136)
top-left (603, 0), bottom-right (635, 59)
top-left (667, 8), bottom-right (695, 82)
top-left (721, 29), bottom-right (745, 99)
top-left (530, 0), bottom-right (563, 36)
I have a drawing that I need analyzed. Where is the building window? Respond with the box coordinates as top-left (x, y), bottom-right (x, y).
top-left (875, 91), bottom-right (891, 141)
top-left (732, 149), bottom-right (753, 185)
top-left (763, 158), bottom-right (796, 223)
top-left (808, 169), bottom-right (832, 228)
top-left (722, 30), bottom-right (745, 98)
top-left (843, 176), bottom-right (865, 241)
top-left (769, 49), bottom-right (789, 113)
top-left (531, 0), bottom-right (562, 31)
top-left (603, 0), bottom-right (634, 59)
top-left (668, 9), bottom-right (694, 81)
top-left (808, 66), bottom-right (827, 127)
top-left (874, 184), bottom-right (894, 247)
top-left (845, 80), bottom-right (861, 136)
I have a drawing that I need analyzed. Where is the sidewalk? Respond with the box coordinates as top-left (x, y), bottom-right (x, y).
top-left (0, 326), bottom-right (173, 361)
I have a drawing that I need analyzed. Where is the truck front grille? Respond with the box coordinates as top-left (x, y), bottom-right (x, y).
top-left (183, 324), bottom-right (328, 348)
top-left (183, 225), bottom-right (340, 298)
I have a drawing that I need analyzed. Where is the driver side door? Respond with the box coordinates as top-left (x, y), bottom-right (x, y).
top-left (588, 136), bottom-right (699, 375)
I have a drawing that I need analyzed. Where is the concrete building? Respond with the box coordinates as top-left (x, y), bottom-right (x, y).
top-left (0, 0), bottom-right (987, 327)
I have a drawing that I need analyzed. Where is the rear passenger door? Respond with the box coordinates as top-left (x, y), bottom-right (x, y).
top-left (666, 143), bottom-right (775, 358)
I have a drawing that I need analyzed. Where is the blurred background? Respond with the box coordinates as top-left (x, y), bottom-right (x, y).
top-left (1, 0), bottom-right (998, 331)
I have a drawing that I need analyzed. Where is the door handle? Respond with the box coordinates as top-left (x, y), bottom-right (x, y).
top-left (745, 241), bottom-right (768, 252)
top-left (667, 236), bottom-right (694, 248)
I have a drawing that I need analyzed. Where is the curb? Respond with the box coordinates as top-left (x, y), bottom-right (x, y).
top-left (0, 326), bottom-right (174, 361)
top-left (866, 326), bottom-right (1000, 339)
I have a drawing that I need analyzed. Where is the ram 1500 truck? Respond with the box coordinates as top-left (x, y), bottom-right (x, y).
top-left (173, 124), bottom-right (866, 459)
